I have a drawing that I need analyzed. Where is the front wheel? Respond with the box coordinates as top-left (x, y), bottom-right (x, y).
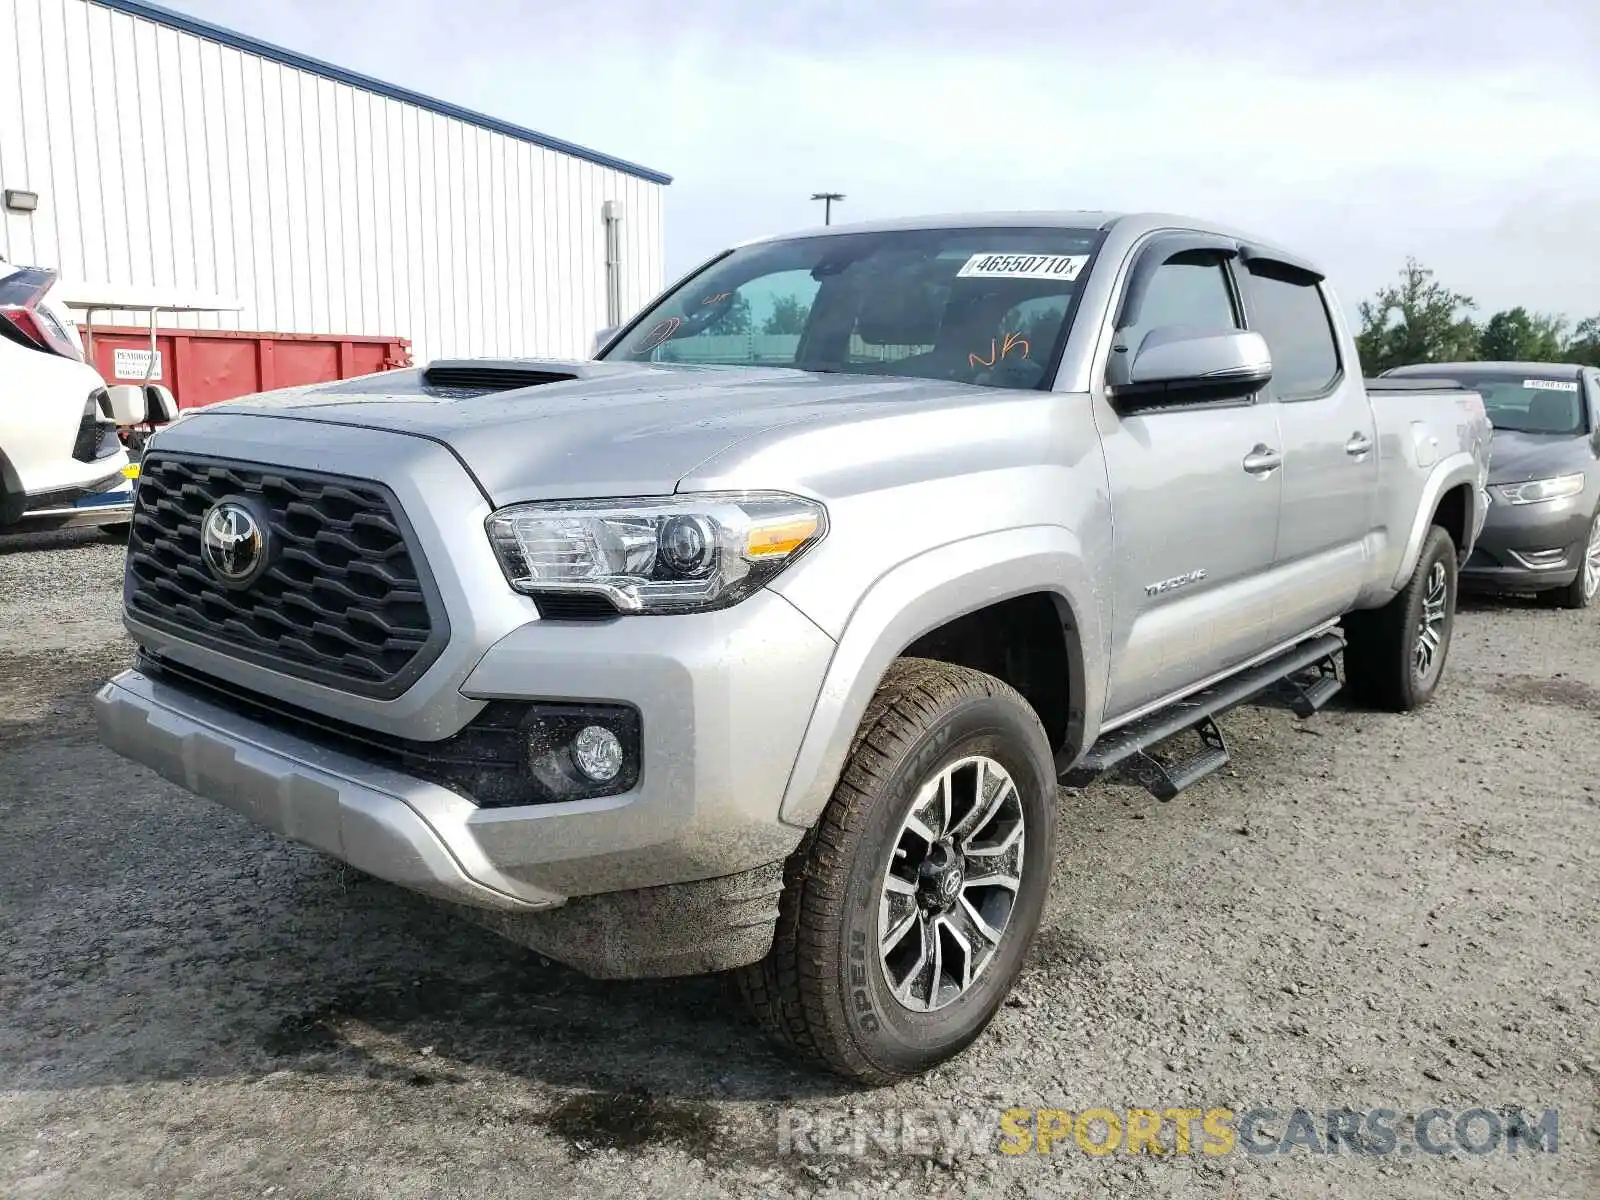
top-left (738, 659), bottom-right (1057, 1085)
top-left (1542, 509), bottom-right (1600, 611)
top-left (1343, 524), bottom-right (1458, 712)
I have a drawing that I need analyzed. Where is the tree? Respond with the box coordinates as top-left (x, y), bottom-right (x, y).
top-left (1354, 258), bottom-right (1480, 374)
top-left (706, 294), bottom-right (752, 336)
top-left (1566, 316), bottom-right (1600, 367)
top-left (763, 294), bottom-right (811, 336)
top-left (1477, 306), bottom-right (1568, 362)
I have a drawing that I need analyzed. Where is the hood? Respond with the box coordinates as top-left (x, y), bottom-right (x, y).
top-left (192, 358), bottom-right (1001, 502)
top-left (1486, 428), bottom-right (1599, 484)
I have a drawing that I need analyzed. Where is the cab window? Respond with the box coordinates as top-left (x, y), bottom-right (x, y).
top-left (1117, 253), bottom-right (1241, 358)
top-left (1242, 263), bottom-right (1341, 399)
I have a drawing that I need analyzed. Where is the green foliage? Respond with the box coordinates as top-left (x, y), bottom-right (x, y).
top-left (1566, 316), bottom-right (1600, 367)
top-left (1477, 307), bottom-right (1568, 362)
top-left (1354, 258), bottom-right (1479, 373)
top-left (1355, 259), bottom-right (1592, 372)
top-left (763, 294), bottom-right (811, 336)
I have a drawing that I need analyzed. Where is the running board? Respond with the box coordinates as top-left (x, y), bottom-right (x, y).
top-left (1253, 654), bottom-right (1343, 718)
top-left (1114, 716), bottom-right (1231, 802)
top-left (1062, 630), bottom-right (1346, 798)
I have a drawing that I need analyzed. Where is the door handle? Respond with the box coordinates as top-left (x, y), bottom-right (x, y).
top-left (1345, 432), bottom-right (1374, 457)
top-left (1242, 445), bottom-right (1282, 475)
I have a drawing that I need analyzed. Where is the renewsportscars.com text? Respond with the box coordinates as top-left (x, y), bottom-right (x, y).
top-left (777, 1105), bottom-right (1560, 1159)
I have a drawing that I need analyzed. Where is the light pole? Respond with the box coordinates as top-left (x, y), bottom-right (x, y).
top-left (810, 192), bottom-right (845, 225)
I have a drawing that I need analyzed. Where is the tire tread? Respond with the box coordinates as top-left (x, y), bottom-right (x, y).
top-left (1343, 524), bottom-right (1456, 712)
top-left (737, 657), bottom-right (1040, 1084)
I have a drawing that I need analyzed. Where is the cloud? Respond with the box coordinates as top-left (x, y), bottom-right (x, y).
top-left (166, 0), bottom-right (1600, 319)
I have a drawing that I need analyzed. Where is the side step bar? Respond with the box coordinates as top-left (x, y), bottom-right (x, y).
top-left (1062, 630), bottom-right (1346, 799)
top-left (1255, 654), bottom-right (1343, 718)
top-left (1114, 716), bottom-right (1231, 802)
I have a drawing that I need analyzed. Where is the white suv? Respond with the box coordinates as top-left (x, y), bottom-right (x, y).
top-left (0, 263), bottom-right (133, 531)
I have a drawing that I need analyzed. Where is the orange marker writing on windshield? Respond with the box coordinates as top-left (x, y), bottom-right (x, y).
top-left (969, 331), bottom-right (1031, 369)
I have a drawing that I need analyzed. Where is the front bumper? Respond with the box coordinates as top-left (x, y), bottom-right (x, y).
top-left (95, 667), bottom-right (563, 912)
top-left (1461, 491), bottom-right (1594, 591)
top-left (13, 470), bottom-right (135, 530)
top-left (95, 586), bottom-right (835, 910)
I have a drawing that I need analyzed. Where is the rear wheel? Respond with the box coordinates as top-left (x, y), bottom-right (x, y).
top-left (1542, 509), bottom-right (1600, 611)
top-left (1343, 524), bottom-right (1458, 712)
top-left (738, 659), bottom-right (1057, 1085)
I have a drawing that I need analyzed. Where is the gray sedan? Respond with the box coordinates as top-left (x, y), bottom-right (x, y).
top-left (1383, 362), bottom-right (1600, 609)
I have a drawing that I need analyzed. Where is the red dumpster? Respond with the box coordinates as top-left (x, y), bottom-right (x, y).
top-left (84, 326), bottom-right (412, 410)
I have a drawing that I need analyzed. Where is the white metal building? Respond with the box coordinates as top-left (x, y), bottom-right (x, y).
top-left (0, 0), bottom-right (671, 364)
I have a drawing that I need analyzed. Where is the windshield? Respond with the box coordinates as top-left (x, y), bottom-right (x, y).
top-left (601, 226), bottom-right (1102, 390)
top-left (1409, 370), bottom-right (1587, 435)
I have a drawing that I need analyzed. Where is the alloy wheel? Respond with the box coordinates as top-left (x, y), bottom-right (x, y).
top-left (878, 755), bottom-right (1026, 1013)
top-left (1414, 561), bottom-right (1449, 678)
top-left (1585, 513), bottom-right (1600, 602)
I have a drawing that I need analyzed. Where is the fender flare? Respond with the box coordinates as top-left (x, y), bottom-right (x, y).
top-left (776, 525), bottom-right (1104, 829)
top-left (1391, 451), bottom-right (1484, 591)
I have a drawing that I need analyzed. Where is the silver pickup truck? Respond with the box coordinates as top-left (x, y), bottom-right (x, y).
top-left (94, 211), bottom-right (1490, 1084)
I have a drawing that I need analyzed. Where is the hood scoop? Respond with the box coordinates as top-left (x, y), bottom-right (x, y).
top-left (422, 359), bottom-right (581, 396)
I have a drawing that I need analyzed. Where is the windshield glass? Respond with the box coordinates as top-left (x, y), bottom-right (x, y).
top-left (1410, 370), bottom-right (1587, 435)
top-left (600, 226), bottom-right (1102, 390)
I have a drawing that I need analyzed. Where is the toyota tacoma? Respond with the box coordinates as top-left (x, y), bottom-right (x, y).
top-left (95, 211), bottom-right (1491, 1084)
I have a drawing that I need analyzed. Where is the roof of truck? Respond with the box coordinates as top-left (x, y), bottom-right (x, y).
top-left (738, 210), bottom-right (1197, 240)
top-left (729, 210), bottom-right (1317, 273)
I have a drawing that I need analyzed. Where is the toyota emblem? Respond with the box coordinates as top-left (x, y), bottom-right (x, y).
top-left (936, 867), bottom-right (962, 905)
top-left (200, 499), bottom-right (269, 587)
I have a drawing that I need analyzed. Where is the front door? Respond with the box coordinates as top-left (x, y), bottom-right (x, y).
top-left (1096, 242), bottom-right (1285, 720)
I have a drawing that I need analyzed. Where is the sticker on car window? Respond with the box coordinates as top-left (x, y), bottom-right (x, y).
top-left (956, 253), bottom-right (1089, 282)
top-left (1523, 379), bottom-right (1578, 391)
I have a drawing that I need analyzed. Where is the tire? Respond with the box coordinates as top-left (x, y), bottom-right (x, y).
top-left (1343, 524), bottom-right (1458, 712)
top-left (1541, 508), bottom-right (1600, 611)
top-left (738, 658), bottom-right (1057, 1085)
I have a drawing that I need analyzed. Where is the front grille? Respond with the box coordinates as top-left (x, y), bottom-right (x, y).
top-left (125, 453), bottom-right (448, 698)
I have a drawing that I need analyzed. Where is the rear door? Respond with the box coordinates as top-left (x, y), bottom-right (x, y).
top-left (1095, 235), bottom-right (1285, 720)
top-left (1239, 252), bottom-right (1378, 631)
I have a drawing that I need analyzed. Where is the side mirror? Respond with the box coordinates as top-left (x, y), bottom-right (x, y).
top-left (143, 384), bottom-right (179, 424)
top-left (1111, 327), bottom-right (1273, 399)
top-left (104, 383), bottom-right (148, 426)
top-left (592, 325), bottom-right (619, 356)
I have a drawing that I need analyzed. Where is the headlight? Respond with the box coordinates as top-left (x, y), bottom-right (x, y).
top-left (1493, 473), bottom-right (1586, 506)
top-left (486, 491), bottom-right (827, 614)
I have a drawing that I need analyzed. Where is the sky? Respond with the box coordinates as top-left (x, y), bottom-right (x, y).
top-left (168, 0), bottom-right (1600, 326)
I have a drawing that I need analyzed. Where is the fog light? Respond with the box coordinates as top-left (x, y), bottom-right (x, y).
top-left (1508, 547), bottom-right (1569, 570)
top-left (572, 725), bottom-right (624, 782)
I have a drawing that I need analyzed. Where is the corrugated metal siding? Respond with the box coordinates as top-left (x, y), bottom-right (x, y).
top-left (0, 0), bottom-right (668, 362)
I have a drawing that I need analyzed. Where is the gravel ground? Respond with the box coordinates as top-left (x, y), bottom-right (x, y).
top-left (1, 529), bottom-right (1595, 1200)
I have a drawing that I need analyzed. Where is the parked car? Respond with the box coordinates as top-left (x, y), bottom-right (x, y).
top-left (94, 211), bottom-right (1491, 1084)
top-left (1382, 361), bottom-right (1600, 609)
top-left (0, 262), bottom-right (136, 533)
